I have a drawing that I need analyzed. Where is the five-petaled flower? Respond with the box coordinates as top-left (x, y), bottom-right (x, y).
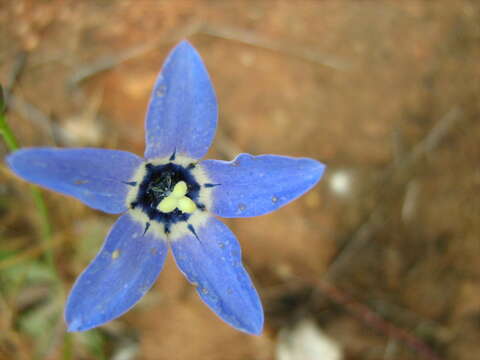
top-left (6, 41), bottom-right (325, 335)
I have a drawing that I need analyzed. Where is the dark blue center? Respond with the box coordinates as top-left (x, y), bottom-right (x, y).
top-left (131, 162), bottom-right (201, 234)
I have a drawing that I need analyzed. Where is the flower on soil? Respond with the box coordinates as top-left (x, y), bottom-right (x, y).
top-left (6, 41), bottom-right (325, 335)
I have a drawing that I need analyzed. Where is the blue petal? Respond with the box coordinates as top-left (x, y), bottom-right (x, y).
top-left (171, 216), bottom-right (263, 335)
top-left (201, 154), bottom-right (325, 218)
top-left (6, 148), bottom-right (143, 214)
top-left (144, 41), bottom-right (218, 160)
top-left (65, 212), bottom-right (168, 332)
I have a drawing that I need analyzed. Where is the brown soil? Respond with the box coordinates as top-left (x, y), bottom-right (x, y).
top-left (1, 1), bottom-right (479, 359)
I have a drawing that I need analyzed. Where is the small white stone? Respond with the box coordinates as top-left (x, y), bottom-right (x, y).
top-left (277, 319), bottom-right (343, 360)
top-left (329, 170), bottom-right (352, 197)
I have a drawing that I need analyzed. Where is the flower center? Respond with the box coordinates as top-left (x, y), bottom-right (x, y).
top-left (125, 154), bottom-right (214, 239)
top-left (130, 161), bottom-right (203, 234)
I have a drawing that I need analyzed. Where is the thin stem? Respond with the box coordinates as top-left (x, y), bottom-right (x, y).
top-left (30, 186), bottom-right (55, 270)
top-left (0, 85), bottom-right (58, 281)
top-left (2, 87), bottom-right (71, 359)
top-left (0, 106), bottom-right (20, 152)
top-left (62, 333), bottom-right (73, 360)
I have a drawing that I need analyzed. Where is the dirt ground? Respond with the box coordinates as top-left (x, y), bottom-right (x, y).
top-left (1, 1), bottom-right (479, 360)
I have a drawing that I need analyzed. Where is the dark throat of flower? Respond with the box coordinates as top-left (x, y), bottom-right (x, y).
top-left (130, 162), bottom-right (205, 235)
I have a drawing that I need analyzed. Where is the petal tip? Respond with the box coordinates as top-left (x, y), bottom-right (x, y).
top-left (5, 149), bottom-right (34, 179)
top-left (236, 299), bottom-right (264, 335)
top-left (312, 159), bottom-right (327, 178)
top-left (301, 158), bottom-right (326, 184)
top-left (66, 317), bottom-right (85, 332)
top-left (244, 317), bottom-right (264, 336)
top-left (65, 310), bottom-right (101, 332)
top-left (5, 149), bottom-right (23, 168)
top-left (170, 39), bottom-right (198, 58)
top-left (177, 39), bottom-right (193, 48)
top-left (5, 154), bottom-right (14, 169)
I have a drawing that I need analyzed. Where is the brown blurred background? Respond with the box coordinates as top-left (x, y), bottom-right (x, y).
top-left (1, 1), bottom-right (479, 359)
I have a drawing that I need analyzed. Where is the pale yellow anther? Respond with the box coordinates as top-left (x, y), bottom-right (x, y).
top-left (156, 181), bottom-right (196, 214)
top-left (177, 197), bottom-right (197, 213)
top-left (171, 181), bottom-right (188, 198)
top-left (158, 197), bottom-right (178, 213)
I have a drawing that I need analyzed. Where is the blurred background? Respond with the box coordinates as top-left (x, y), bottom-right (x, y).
top-left (1, 1), bottom-right (479, 359)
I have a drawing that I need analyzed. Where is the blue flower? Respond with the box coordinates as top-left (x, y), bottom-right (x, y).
top-left (6, 41), bottom-right (325, 335)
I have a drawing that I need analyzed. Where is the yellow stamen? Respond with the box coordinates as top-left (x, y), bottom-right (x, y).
top-left (177, 197), bottom-right (197, 213)
top-left (171, 181), bottom-right (188, 198)
top-left (157, 181), bottom-right (196, 214)
top-left (158, 196), bottom-right (178, 213)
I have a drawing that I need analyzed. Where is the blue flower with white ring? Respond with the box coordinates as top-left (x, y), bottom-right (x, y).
top-left (6, 41), bottom-right (325, 335)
